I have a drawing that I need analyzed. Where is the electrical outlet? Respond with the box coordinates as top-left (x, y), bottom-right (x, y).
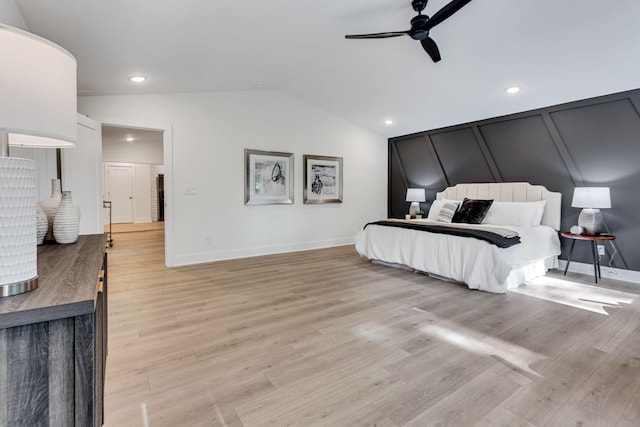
top-left (597, 244), bottom-right (605, 256)
top-left (205, 235), bottom-right (212, 245)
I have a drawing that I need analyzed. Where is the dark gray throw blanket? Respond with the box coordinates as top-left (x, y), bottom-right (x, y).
top-left (364, 220), bottom-right (521, 248)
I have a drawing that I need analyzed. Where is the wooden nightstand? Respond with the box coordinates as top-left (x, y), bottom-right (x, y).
top-left (561, 232), bottom-right (616, 283)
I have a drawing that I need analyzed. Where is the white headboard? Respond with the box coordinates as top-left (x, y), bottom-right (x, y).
top-left (436, 182), bottom-right (562, 230)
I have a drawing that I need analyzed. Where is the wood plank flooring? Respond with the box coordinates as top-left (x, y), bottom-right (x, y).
top-left (104, 230), bottom-right (640, 426)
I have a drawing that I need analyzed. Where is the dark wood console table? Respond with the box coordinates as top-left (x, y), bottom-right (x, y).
top-left (0, 234), bottom-right (107, 426)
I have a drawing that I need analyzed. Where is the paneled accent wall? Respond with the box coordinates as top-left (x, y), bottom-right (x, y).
top-left (389, 89), bottom-right (640, 271)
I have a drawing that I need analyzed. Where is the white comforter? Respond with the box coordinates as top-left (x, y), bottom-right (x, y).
top-left (355, 219), bottom-right (561, 293)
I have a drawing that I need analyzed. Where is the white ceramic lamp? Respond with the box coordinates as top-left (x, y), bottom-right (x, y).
top-left (0, 24), bottom-right (77, 297)
top-left (571, 187), bottom-right (611, 236)
top-left (406, 188), bottom-right (426, 218)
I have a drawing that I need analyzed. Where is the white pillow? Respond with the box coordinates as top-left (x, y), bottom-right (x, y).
top-left (482, 200), bottom-right (547, 227)
top-left (427, 199), bottom-right (460, 221)
top-left (436, 202), bottom-right (459, 223)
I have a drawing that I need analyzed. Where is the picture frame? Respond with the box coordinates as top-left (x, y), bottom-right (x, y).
top-left (303, 155), bottom-right (343, 204)
top-left (245, 149), bottom-right (294, 205)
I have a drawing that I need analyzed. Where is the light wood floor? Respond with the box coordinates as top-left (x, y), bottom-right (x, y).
top-left (104, 230), bottom-right (640, 426)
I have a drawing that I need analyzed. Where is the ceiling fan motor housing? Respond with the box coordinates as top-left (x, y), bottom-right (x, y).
top-left (410, 14), bottom-right (429, 40)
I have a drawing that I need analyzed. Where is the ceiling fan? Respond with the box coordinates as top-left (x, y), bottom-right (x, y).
top-left (345, 0), bottom-right (473, 63)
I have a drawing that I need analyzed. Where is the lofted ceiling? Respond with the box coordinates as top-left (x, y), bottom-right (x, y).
top-left (13, 0), bottom-right (640, 138)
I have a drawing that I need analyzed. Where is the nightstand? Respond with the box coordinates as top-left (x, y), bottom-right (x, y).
top-left (561, 232), bottom-right (616, 283)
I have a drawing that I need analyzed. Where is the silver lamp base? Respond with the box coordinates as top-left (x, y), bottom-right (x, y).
top-left (578, 208), bottom-right (604, 236)
top-left (1, 276), bottom-right (38, 297)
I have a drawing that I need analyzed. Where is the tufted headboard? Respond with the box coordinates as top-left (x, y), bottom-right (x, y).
top-left (436, 182), bottom-right (562, 230)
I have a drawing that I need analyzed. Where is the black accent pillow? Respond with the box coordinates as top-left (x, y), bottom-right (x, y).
top-left (452, 198), bottom-right (494, 224)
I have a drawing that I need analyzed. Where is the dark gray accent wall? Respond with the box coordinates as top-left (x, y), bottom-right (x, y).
top-left (389, 89), bottom-right (640, 271)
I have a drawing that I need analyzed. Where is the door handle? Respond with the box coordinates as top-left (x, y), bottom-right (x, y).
top-left (129, 196), bottom-right (133, 199)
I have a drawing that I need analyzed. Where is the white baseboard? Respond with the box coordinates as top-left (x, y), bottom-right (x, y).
top-left (169, 237), bottom-right (356, 267)
top-left (558, 260), bottom-right (640, 285)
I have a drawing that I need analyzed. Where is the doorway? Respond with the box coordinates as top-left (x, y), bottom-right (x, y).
top-left (101, 124), bottom-right (168, 261)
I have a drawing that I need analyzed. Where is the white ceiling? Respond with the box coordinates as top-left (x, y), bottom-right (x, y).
top-left (14, 0), bottom-right (640, 138)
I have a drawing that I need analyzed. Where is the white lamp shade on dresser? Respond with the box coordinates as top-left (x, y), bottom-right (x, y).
top-left (0, 24), bottom-right (77, 147)
top-left (0, 24), bottom-right (77, 296)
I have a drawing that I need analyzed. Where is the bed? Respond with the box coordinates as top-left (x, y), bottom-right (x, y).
top-left (355, 182), bottom-right (562, 293)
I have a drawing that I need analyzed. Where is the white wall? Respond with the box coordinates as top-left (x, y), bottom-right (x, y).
top-left (133, 163), bottom-right (152, 223)
top-left (0, 0), bottom-right (28, 30)
top-left (102, 139), bottom-right (163, 164)
top-left (79, 90), bottom-right (387, 266)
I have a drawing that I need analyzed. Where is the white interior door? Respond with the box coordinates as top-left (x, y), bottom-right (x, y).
top-left (61, 114), bottom-right (104, 234)
top-left (107, 165), bottom-right (134, 223)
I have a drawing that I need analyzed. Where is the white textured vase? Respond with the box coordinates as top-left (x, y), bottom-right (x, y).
top-left (36, 203), bottom-right (48, 245)
top-left (40, 178), bottom-right (62, 241)
top-left (54, 191), bottom-right (81, 244)
top-left (0, 157), bottom-right (37, 286)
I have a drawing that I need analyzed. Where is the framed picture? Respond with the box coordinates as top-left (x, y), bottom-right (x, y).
top-left (245, 149), bottom-right (294, 205)
top-left (303, 155), bottom-right (343, 204)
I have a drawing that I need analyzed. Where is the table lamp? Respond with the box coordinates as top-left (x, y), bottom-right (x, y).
top-left (406, 188), bottom-right (426, 218)
top-left (0, 24), bottom-right (77, 297)
top-left (571, 187), bottom-right (611, 236)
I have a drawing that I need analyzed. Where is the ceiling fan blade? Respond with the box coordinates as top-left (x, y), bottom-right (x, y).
top-left (425, 0), bottom-right (473, 30)
top-left (345, 31), bottom-right (409, 39)
top-left (421, 37), bottom-right (441, 62)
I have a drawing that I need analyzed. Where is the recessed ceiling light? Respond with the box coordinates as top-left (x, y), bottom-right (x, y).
top-left (125, 136), bottom-right (134, 142)
top-left (506, 86), bottom-right (521, 94)
top-left (384, 119), bottom-right (394, 126)
top-left (129, 76), bottom-right (147, 83)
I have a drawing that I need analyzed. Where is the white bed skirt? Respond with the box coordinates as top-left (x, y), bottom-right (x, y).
top-left (370, 256), bottom-right (558, 293)
top-left (356, 221), bottom-right (561, 294)
top-left (501, 255), bottom-right (558, 290)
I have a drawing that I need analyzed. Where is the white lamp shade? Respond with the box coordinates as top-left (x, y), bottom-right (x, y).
top-left (406, 188), bottom-right (426, 202)
top-left (571, 187), bottom-right (611, 209)
top-left (0, 24), bottom-right (77, 147)
top-left (0, 25), bottom-right (77, 295)
top-left (9, 133), bottom-right (76, 148)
